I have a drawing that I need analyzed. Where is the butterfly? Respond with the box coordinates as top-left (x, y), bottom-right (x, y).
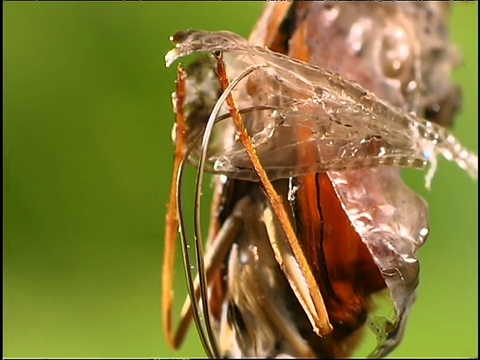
top-left (162, 2), bottom-right (477, 358)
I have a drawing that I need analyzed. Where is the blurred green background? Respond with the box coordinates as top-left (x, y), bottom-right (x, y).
top-left (4, 2), bottom-right (477, 358)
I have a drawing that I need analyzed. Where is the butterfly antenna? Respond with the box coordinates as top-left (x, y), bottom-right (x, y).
top-left (193, 60), bottom-right (268, 358)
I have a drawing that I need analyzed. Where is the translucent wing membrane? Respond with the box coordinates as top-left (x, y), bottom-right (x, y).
top-left (166, 30), bottom-right (477, 184)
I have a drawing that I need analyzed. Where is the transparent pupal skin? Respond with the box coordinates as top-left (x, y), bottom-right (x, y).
top-left (166, 32), bottom-right (477, 185)
top-left (165, 2), bottom-right (477, 358)
top-left (248, 2), bottom-right (462, 126)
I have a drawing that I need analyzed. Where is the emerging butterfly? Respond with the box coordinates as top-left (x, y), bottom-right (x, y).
top-left (162, 2), bottom-right (477, 358)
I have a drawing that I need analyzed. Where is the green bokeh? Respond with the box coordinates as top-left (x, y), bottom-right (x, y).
top-left (4, 2), bottom-right (477, 358)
